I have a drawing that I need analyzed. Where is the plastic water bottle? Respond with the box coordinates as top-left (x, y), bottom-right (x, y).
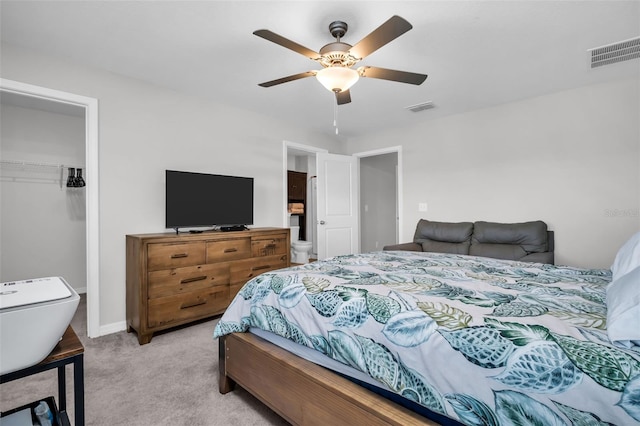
top-left (34, 400), bottom-right (53, 426)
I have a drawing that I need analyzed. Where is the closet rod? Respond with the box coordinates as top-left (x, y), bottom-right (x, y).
top-left (2, 159), bottom-right (62, 168)
top-left (0, 159), bottom-right (85, 169)
top-left (1, 160), bottom-right (86, 188)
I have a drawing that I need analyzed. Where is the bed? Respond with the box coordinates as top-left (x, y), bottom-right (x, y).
top-left (215, 248), bottom-right (640, 425)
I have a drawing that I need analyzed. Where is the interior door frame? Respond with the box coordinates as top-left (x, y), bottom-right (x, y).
top-left (282, 140), bottom-right (328, 229)
top-left (353, 146), bottom-right (403, 245)
top-left (0, 78), bottom-right (100, 338)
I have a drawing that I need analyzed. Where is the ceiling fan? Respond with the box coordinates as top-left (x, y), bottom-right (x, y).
top-left (254, 15), bottom-right (428, 105)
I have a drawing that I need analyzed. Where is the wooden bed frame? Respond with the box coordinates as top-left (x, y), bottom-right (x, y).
top-left (219, 332), bottom-right (438, 426)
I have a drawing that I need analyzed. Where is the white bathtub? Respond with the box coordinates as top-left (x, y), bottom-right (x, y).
top-left (0, 277), bottom-right (80, 375)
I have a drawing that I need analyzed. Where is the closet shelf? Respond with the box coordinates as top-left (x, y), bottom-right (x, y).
top-left (0, 160), bottom-right (86, 188)
top-left (0, 159), bottom-right (85, 169)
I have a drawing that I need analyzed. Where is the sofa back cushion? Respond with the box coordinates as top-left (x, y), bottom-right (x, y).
top-left (469, 221), bottom-right (549, 261)
top-left (413, 220), bottom-right (473, 255)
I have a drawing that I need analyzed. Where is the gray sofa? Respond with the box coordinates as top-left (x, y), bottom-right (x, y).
top-left (383, 219), bottom-right (554, 264)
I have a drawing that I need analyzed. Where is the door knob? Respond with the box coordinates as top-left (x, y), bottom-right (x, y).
top-left (319, 220), bottom-right (326, 225)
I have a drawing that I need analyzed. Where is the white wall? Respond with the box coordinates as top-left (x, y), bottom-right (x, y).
top-left (347, 78), bottom-right (640, 269)
top-left (3, 39), bottom-right (637, 333)
top-left (1, 43), bottom-right (342, 332)
top-left (0, 103), bottom-right (87, 290)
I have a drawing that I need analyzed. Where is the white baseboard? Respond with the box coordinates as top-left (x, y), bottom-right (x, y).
top-left (98, 320), bottom-right (127, 337)
top-left (75, 286), bottom-right (87, 294)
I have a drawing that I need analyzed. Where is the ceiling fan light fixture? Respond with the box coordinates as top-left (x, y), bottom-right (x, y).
top-left (255, 16), bottom-right (427, 106)
top-left (316, 67), bottom-right (359, 93)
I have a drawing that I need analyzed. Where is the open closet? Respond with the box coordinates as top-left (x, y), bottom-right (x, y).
top-left (0, 92), bottom-right (87, 292)
top-left (1, 80), bottom-right (99, 339)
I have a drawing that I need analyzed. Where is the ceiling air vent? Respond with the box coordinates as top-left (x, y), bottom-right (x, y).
top-left (589, 36), bottom-right (640, 68)
top-left (405, 101), bottom-right (434, 113)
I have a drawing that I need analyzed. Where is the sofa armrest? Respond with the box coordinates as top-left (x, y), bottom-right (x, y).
top-left (383, 242), bottom-right (422, 252)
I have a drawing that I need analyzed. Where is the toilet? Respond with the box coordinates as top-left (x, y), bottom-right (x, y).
top-left (290, 225), bottom-right (313, 264)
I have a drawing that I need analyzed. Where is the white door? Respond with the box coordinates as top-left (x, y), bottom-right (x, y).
top-left (316, 152), bottom-right (359, 260)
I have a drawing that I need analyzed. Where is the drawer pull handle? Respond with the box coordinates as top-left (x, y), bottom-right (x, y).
top-left (224, 248), bottom-right (238, 253)
top-left (180, 276), bottom-right (207, 284)
top-left (252, 265), bottom-right (271, 271)
top-left (181, 300), bottom-right (207, 309)
top-left (171, 253), bottom-right (188, 259)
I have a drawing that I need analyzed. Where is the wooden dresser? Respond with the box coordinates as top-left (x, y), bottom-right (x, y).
top-left (126, 227), bottom-right (290, 344)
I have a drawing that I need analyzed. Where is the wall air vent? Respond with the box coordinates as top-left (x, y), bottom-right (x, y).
top-left (405, 101), bottom-right (434, 113)
top-left (589, 36), bottom-right (640, 68)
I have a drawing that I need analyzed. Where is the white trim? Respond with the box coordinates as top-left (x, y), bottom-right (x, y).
top-left (353, 146), bottom-right (404, 243)
top-left (284, 140), bottom-right (328, 154)
top-left (282, 140), bottom-right (328, 229)
top-left (352, 145), bottom-right (402, 158)
top-left (0, 78), bottom-right (101, 338)
top-left (99, 321), bottom-right (127, 336)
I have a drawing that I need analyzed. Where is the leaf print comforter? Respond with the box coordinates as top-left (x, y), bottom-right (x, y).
top-left (214, 251), bottom-right (640, 425)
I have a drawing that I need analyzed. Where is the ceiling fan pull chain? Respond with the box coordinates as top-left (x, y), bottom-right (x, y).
top-left (334, 98), bottom-right (339, 135)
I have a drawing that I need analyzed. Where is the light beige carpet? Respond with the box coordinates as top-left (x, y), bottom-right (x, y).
top-left (0, 296), bottom-right (290, 425)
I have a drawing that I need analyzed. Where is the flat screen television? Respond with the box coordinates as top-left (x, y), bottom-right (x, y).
top-left (165, 170), bottom-right (253, 231)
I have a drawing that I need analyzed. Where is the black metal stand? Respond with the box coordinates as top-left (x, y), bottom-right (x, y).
top-left (0, 328), bottom-right (85, 426)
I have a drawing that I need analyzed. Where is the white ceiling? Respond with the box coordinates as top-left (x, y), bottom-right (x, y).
top-left (1, 1), bottom-right (639, 138)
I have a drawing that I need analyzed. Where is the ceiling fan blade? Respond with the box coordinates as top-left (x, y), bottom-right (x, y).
top-left (359, 66), bottom-right (427, 85)
top-left (335, 90), bottom-right (352, 105)
top-left (349, 16), bottom-right (413, 60)
top-left (258, 71), bottom-right (316, 88)
top-left (253, 30), bottom-right (321, 60)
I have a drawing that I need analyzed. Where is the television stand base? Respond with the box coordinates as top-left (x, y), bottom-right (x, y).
top-left (220, 225), bottom-right (248, 232)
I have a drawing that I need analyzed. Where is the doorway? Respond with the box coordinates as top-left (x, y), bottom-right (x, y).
top-left (0, 79), bottom-right (100, 338)
top-left (283, 141), bottom-right (402, 258)
top-left (355, 146), bottom-right (402, 252)
top-left (283, 141), bottom-right (327, 259)
top-left (359, 153), bottom-right (398, 252)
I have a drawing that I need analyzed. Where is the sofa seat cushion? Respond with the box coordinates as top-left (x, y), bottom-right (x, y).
top-left (470, 221), bottom-right (549, 261)
top-left (413, 220), bottom-right (473, 255)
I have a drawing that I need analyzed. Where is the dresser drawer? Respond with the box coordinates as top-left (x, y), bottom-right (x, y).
top-left (206, 238), bottom-right (251, 262)
top-left (252, 234), bottom-right (288, 257)
top-left (230, 254), bottom-right (288, 284)
top-left (147, 263), bottom-right (230, 299)
top-left (147, 286), bottom-right (229, 328)
top-left (147, 242), bottom-right (206, 271)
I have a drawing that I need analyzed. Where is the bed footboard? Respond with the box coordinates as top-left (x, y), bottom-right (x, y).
top-left (218, 333), bottom-right (436, 426)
